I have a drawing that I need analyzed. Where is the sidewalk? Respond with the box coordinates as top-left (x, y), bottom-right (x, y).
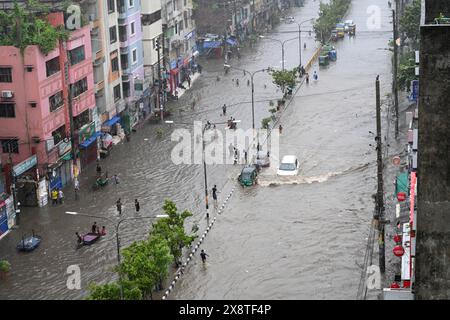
top-left (174, 71), bottom-right (202, 99)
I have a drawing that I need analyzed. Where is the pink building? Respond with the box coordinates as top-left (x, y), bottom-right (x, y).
top-left (0, 12), bottom-right (96, 206)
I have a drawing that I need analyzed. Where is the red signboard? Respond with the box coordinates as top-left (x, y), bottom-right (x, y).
top-left (397, 192), bottom-right (407, 202)
top-left (393, 245), bottom-right (405, 257)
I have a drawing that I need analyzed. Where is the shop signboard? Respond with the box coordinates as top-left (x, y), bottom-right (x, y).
top-left (58, 139), bottom-right (72, 157)
top-left (13, 155), bottom-right (37, 177)
top-left (78, 122), bottom-right (96, 143)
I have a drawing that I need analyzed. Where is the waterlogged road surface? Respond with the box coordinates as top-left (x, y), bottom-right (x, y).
top-left (171, 0), bottom-right (393, 300)
top-left (0, 0), bottom-right (392, 300)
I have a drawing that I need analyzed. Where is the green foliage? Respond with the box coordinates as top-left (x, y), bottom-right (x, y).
top-left (86, 281), bottom-right (142, 300)
top-left (0, 2), bottom-right (69, 55)
top-left (0, 260), bottom-right (11, 273)
top-left (152, 200), bottom-right (197, 266)
top-left (313, 0), bottom-right (351, 43)
top-left (397, 51), bottom-right (417, 91)
top-left (270, 68), bottom-right (298, 93)
top-left (269, 108), bottom-right (277, 114)
top-left (86, 199), bottom-right (194, 300)
top-left (399, 0), bottom-right (421, 48)
top-left (261, 117), bottom-right (271, 129)
top-left (118, 235), bottom-right (173, 297)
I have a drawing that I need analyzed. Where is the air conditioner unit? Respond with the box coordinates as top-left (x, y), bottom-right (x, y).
top-left (1, 90), bottom-right (13, 98)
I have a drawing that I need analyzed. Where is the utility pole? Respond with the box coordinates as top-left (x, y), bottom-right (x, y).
top-left (375, 75), bottom-right (385, 273)
top-left (161, 25), bottom-right (167, 109)
top-left (202, 123), bottom-right (209, 219)
top-left (67, 84), bottom-right (77, 164)
top-left (393, 9), bottom-right (399, 138)
top-left (156, 36), bottom-right (163, 122)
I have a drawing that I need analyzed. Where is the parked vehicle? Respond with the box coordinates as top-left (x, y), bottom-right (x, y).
top-left (277, 155), bottom-right (300, 176)
top-left (336, 23), bottom-right (345, 38)
top-left (256, 151), bottom-right (270, 168)
top-left (319, 54), bottom-right (330, 66)
top-left (238, 165), bottom-right (258, 186)
top-left (331, 29), bottom-right (338, 41)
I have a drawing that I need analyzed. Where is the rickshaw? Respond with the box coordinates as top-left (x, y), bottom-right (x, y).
top-left (319, 54), bottom-right (329, 66)
top-left (331, 29), bottom-right (338, 42)
top-left (238, 165), bottom-right (258, 187)
top-left (17, 230), bottom-right (41, 252)
top-left (92, 173), bottom-right (109, 190)
top-left (348, 24), bottom-right (356, 36)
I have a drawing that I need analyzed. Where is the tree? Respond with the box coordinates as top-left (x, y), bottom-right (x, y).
top-left (152, 200), bottom-right (197, 267)
top-left (313, 0), bottom-right (351, 43)
top-left (399, 0), bottom-right (421, 49)
top-left (86, 280), bottom-right (142, 300)
top-left (118, 235), bottom-right (173, 299)
top-left (397, 51), bottom-right (417, 91)
top-left (0, 2), bottom-right (68, 55)
top-left (270, 69), bottom-right (298, 93)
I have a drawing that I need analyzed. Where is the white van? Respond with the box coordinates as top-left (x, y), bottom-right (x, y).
top-left (277, 155), bottom-right (299, 176)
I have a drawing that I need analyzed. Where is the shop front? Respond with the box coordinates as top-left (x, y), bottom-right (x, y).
top-left (0, 196), bottom-right (9, 239)
top-left (13, 154), bottom-right (38, 207)
top-left (78, 122), bottom-right (101, 169)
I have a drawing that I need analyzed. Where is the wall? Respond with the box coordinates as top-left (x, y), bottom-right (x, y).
top-left (416, 21), bottom-right (450, 299)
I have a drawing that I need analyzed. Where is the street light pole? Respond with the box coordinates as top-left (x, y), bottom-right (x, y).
top-left (224, 65), bottom-right (268, 130)
top-left (295, 18), bottom-right (314, 69)
top-left (65, 211), bottom-right (168, 300)
top-left (165, 120), bottom-right (240, 219)
top-left (259, 36), bottom-right (298, 71)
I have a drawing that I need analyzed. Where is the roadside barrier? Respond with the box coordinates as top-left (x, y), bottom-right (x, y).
top-left (161, 187), bottom-right (237, 300)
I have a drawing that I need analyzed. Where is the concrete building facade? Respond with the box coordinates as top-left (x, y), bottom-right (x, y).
top-left (415, 0), bottom-right (450, 300)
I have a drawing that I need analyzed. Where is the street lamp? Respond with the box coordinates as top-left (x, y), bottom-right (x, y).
top-left (259, 35), bottom-right (299, 70)
top-left (293, 18), bottom-right (315, 69)
top-left (165, 120), bottom-right (240, 220)
top-left (223, 65), bottom-right (269, 131)
top-left (65, 211), bottom-right (168, 300)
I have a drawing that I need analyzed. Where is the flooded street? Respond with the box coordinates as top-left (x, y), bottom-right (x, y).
top-left (172, 0), bottom-right (393, 300)
top-left (0, 0), bottom-right (393, 300)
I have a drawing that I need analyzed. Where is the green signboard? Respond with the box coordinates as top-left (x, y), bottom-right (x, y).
top-left (78, 121), bottom-right (96, 143)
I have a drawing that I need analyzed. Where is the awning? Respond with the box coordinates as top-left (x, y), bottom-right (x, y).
top-left (396, 172), bottom-right (409, 195)
top-left (226, 38), bottom-right (238, 46)
top-left (103, 115), bottom-right (121, 127)
top-left (203, 41), bottom-right (222, 49)
top-left (79, 131), bottom-right (102, 149)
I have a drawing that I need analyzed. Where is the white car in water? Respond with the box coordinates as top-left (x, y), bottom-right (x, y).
top-left (277, 155), bottom-right (299, 176)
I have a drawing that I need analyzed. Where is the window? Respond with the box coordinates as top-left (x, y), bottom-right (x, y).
top-left (45, 57), bottom-right (60, 77)
top-left (130, 22), bottom-right (135, 35)
top-left (132, 48), bottom-right (137, 64)
top-left (69, 46), bottom-right (85, 66)
top-left (141, 10), bottom-right (161, 26)
top-left (72, 77), bottom-right (88, 97)
top-left (111, 56), bottom-right (119, 72)
top-left (73, 109), bottom-right (90, 130)
top-left (0, 67), bottom-right (12, 82)
top-left (1, 139), bottom-right (19, 154)
top-left (110, 26), bottom-right (117, 44)
top-left (49, 91), bottom-right (64, 112)
top-left (129, 0), bottom-right (134, 8)
top-left (113, 84), bottom-right (121, 102)
top-left (51, 125), bottom-right (66, 145)
top-left (184, 11), bottom-right (188, 29)
top-left (0, 103), bottom-right (15, 118)
top-left (107, 0), bottom-right (115, 13)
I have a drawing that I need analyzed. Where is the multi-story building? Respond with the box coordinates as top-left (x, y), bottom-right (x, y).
top-left (141, 0), bottom-right (163, 114)
top-left (0, 11), bottom-right (96, 207)
top-left (116, 0), bottom-right (144, 129)
top-left (161, 0), bottom-right (197, 95)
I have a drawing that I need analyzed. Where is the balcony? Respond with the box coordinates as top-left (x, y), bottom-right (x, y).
top-left (119, 26), bottom-right (128, 43)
